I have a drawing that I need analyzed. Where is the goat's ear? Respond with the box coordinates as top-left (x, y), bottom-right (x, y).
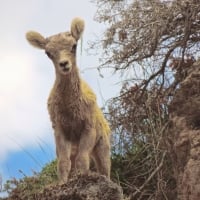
top-left (70, 17), bottom-right (85, 41)
top-left (26, 31), bottom-right (46, 49)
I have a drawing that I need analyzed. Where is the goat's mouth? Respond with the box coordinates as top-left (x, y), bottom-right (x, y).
top-left (60, 66), bottom-right (71, 75)
top-left (63, 67), bottom-right (70, 72)
top-left (57, 59), bottom-right (72, 75)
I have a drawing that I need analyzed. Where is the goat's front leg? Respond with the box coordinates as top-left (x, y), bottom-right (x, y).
top-left (75, 127), bottom-right (96, 174)
top-left (54, 128), bottom-right (71, 183)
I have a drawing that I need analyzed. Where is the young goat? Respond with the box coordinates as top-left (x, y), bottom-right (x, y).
top-left (26, 18), bottom-right (111, 182)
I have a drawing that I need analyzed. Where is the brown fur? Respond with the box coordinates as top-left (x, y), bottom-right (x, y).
top-left (26, 18), bottom-right (111, 182)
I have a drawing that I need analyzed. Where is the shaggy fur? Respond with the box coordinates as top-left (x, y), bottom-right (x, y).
top-left (26, 18), bottom-right (111, 182)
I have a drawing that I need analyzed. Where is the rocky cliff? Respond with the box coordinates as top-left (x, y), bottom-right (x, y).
top-left (169, 60), bottom-right (200, 200)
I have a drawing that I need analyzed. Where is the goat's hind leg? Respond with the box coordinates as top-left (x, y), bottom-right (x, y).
top-left (92, 135), bottom-right (111, 178)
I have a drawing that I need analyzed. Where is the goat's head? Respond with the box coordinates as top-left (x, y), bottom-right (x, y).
top-left (26, 18), bottom-right (84, 75)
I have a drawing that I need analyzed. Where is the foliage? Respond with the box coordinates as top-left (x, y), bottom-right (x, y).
top-left (109, 84), bottom-right (176, 199)
top-left (92, 0), bottom-right (199, 89)
top-left (2, 160), bottom-right (58, 199)
top-left (90, 0), bottom-right (200, 199)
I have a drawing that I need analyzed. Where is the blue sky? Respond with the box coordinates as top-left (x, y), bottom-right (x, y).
top-left (0, 0), bottom-right (121, 195)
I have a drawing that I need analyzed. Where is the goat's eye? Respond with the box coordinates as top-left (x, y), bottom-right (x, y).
top-left (71, 44), bottom-right (77, 53)
top-left (45, 51), bottom-right (53, 58)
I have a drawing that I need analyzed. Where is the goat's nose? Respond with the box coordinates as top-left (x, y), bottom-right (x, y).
top-left (59, 61), bottom-right (69, 68)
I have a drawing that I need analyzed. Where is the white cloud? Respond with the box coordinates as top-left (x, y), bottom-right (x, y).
top-left (0, 51), bottom-right (53, 161)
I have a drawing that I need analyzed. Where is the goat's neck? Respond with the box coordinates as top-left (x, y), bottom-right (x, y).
top-left (54, 66), bottom-right (81, 102)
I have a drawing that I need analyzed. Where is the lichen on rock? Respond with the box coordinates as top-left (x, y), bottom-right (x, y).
top-left (35, 173), bottom-right (123, 200)
top-left (6, 173), bottom-right (123, 200)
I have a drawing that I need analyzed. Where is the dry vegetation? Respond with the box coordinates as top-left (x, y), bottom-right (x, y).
top-left (90, 0), bottom-right (200, 199)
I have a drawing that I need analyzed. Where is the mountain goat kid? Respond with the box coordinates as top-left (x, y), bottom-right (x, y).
top-left (26, 18), bottom-right (111, 182)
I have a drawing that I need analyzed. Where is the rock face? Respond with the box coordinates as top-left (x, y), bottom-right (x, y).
top-left (7, 173), bottom-right (123, 200)
top-left (169, 61), bottom-right (200, 200)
